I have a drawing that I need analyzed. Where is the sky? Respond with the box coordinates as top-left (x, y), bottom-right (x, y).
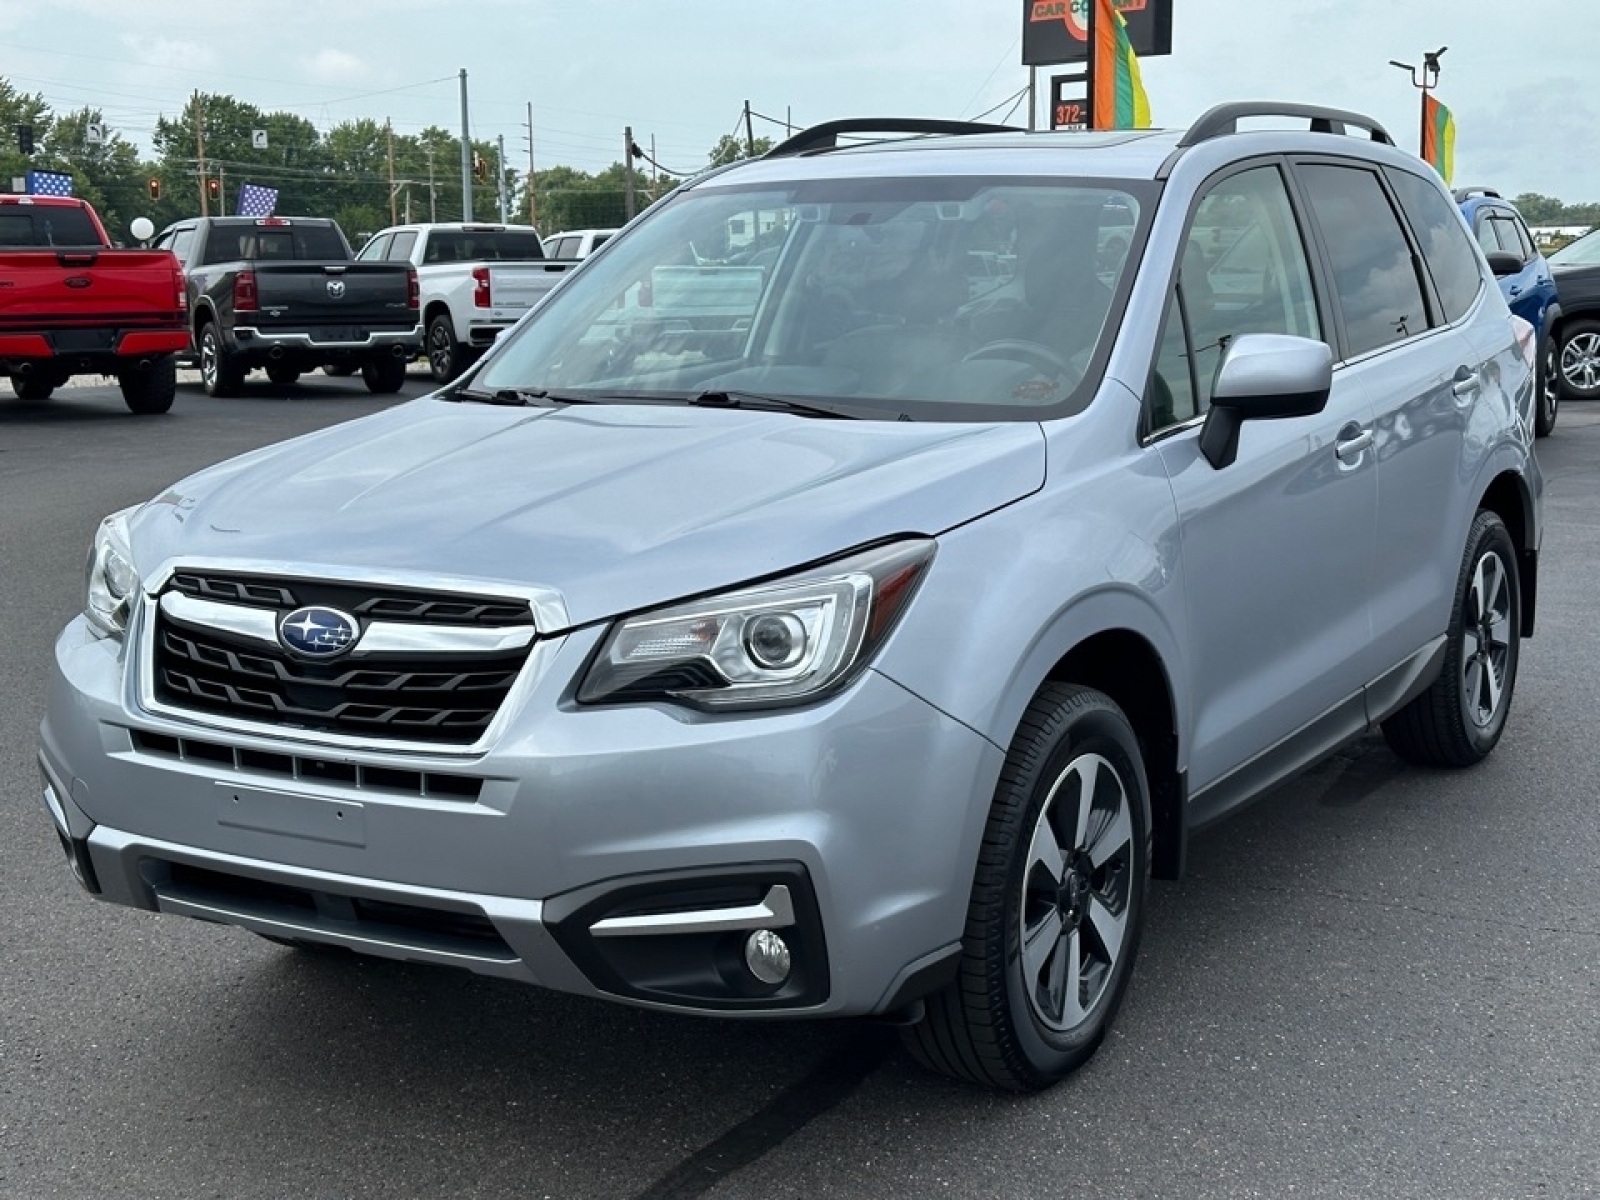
top-left (2, 0), bottom-right (1596, 202)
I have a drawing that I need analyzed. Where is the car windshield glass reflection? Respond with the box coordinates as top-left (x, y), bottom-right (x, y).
top-left (476, 177), bottom-right (1147, 421)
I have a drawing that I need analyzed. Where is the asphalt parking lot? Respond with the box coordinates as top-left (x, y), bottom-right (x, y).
top-left (3, 374), bottom-right (1598, 1199)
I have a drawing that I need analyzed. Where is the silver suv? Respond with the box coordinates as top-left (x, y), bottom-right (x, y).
top-left (39, 104), bottom-right (1543, 1091)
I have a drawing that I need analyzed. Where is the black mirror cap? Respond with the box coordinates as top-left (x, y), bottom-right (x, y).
top-left (1200, 334), bottom-right (1333, 469)
top-left (1485, 249), bottom-right (1524, 277)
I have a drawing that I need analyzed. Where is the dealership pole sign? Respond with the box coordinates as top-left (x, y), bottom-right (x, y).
top-left (1023, 0), bottom-right (1172, 65)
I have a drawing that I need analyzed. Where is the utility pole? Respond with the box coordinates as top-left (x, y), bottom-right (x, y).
top-left (458, 68), bottom-right (473, 222)
top-left (386, 118), bottom-right (398, 225)
top-left (495, 133), bottom-right (508, 222)
top-left (744, 100), bottom-right (755, 158)
top-left (623, 125), bottom-right (636, 221)
top-left (193, 90), bottom-right (208, 217)
top-left (217, 165), bottom-right (226, 216)
top-left (426, 141), bottom-right (437, 222)
top-left (526, 101), bottom-right (537, 228)
top-left (650, 134), bottom-right (658, 191)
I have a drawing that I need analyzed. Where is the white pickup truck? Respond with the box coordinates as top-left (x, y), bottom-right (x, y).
top-left (357, 222), bottom-right (577, 383)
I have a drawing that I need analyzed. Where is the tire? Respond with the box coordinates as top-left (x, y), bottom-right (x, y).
top-left (265, 363), bottom-right (302, 387)
top-left (1382, 510), bottom-right (1521, 767)
top-left (1534, 336), bottom-right (1558, 438)
top-left (322, 364), bottom-right (355, 377)
top-left (198, 322), bottom-right (245, 397)
top-left (361, 353), bottom-right (408, 394)
top-left (9, 375), bottom-right (55, 401)
top-left (426, 312), bottom-right (465, 383)
top-left (902, 684), bottom-right (1149, 1091)
top-left (1552, 318), bottom-right (1600, 404)
top-left (119, 355), bottom-right (176, 415)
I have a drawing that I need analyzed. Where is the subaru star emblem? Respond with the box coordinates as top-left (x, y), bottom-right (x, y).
top-left (326, 279), bottom-right (346, 299)
top-left (279, 606), bottom-right (358, 657)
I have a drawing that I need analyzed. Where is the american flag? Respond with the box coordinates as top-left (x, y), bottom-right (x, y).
top-left (26, 170), bottom-right (74, 197)
top-left (237, 182), bottom-right (279, 217)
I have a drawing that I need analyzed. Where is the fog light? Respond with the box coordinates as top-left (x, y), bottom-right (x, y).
top-left (743, 929), bottom-right (792, 985)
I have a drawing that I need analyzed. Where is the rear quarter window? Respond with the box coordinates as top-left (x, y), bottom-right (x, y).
top-left (1387, 168), bottom-right (1484, 325)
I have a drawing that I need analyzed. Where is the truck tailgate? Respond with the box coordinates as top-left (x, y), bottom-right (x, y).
top-left (0, 250), bottom-right (182, 326)
top-left (250, 263), bottom-right (415, 329)
top-left (487, 261), bottom-right (575, 310)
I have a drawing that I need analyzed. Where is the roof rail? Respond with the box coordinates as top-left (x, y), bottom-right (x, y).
top-left (1178, 102), bottom-right (1395, 148)
top-left (1452, 186), bottom-right (1503, 202)
top-left (765, 118), bottom-right (1023, 160)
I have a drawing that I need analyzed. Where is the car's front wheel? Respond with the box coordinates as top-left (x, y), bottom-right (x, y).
top-left (903, 684), bottom-right (1148, 1091)
top-left (1553, 318), bottom-right (1600, 404)
top-left (1382, 510), bottom-right (1520, 767)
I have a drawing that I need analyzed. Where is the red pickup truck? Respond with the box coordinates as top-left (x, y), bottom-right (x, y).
top-left (0, 194), bottom-right (189, 414)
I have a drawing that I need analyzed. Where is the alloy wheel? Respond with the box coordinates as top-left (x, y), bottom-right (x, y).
top-left (1019, 751), bottom-right (1135, 1032)
top-left (428, 321), bottom-right (455, 380)
top-left (200, 329), bottom-right (217, 388)
top-left (1461, 549), bottom-right (1513, 728)
top-left (1560, 330), bottom-right (1600, 394)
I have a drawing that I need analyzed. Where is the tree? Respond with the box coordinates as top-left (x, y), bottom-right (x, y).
top-left (39, 108), bottom-right (144, 242)
top-left (1511, 193), bottom-right (1563, 225)
top-left (707, 133), bottom-right (773, 166)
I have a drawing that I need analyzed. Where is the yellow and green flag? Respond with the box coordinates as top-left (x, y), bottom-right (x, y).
top-left (1091, 0), bottom-right (1152, 130)
top-left (1422, 94), bottom-right (1456, 184)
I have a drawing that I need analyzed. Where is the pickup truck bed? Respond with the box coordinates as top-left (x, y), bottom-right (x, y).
top-left (0, 195), bottom-right (189, 414)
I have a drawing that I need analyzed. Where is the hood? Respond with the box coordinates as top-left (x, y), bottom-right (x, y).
top-left (128, 398), bottom-right (1045, 627)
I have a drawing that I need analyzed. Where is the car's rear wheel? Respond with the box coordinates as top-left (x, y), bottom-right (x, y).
top-left (1535, 336), bottom-right (1558, 437)
top-left (1382, 510), bottom-right (1520, 767)
top-left (1553, 318), bottom-right (1600, 403)
top-left (119, 355), bottom-right (176, 415)
top-left (902, 684), bottom-right (1148, 1091)
top-left (9, 374), bottom-right (55, 401)
top-left (199, 322), bottom-right (245, 397)
top-left (427, 313), bottom-right (464, 383)
top-left (362, 353), bottom-right (408, 394)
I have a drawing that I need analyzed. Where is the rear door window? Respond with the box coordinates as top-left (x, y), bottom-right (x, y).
top-left (1298, 164), bottom-right (1428, 357)
top-left (388, 231), bottom-right (418, 261)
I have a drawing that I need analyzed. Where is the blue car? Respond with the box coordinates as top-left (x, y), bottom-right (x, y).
top-left (1457, 187), bottom-right (1559, 435)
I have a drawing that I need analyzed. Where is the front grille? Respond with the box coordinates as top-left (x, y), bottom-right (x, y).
top-left (168, 572), bottom-right (534, 627)
top-left (151, 574), bottom-right (535, 746)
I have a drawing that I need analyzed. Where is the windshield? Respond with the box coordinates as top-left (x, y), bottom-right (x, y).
top-left (475, 175), bottom-right (1152, 421)
top-left (1550, 229), bottom-right (1600, 266)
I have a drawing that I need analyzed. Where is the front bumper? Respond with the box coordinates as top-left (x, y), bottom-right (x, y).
top-left (40, 614), bottom-right (999, 1017)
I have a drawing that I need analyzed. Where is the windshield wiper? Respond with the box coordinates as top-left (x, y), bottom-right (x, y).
top-left (452, 386), bottom-right (594, 407)
top-left (686, 389), bottom-right (876, 420)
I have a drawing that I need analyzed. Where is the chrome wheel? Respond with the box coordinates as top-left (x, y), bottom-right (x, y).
top-left (1560, 329), bottom-right (1600, 394)
top-left (1537, 339), bottom-right (1558, 436)
top-left (199, 327), bottom-right (217, 389)
top-left (1019, 751), bottom-right (1134, 1033)
top-left (1461, 548), bottom-right (1513, 729)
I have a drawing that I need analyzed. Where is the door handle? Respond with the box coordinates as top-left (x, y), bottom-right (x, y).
top-left (1334, 426), bottom-right (1374, 462)
top-left (1451, 367), bottom-right (1480, 399)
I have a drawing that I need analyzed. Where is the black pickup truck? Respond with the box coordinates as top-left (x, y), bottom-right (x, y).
top-left (151, 216), bottom-right (421, 396)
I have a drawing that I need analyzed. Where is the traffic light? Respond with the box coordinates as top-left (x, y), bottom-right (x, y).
top-left (16, 124), bottom-right (33, 155)
top-left (147, 177), bottom-right (162, 201)
top-left (207, 178), bottom-right (221, 201)
top-left (472, 153), bottom-right (487, 184)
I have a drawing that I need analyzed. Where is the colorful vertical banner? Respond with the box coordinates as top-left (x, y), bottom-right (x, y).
top-left (1422, 95), bottom-right (1456, 184)
top-left (1091, 0), bottom-right (1152, 129)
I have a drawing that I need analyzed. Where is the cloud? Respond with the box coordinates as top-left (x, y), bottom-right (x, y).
top-left (118, 33), bottom-right (220, 73)
top-left (306, 49), bottom-right (371, 85)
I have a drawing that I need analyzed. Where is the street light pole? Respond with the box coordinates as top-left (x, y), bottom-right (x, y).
top-left (1389, 47), bottom-right (1447, 158)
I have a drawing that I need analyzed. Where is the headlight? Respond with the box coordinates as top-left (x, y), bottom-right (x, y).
top-left (84, 507), bottom-right (141, 639)
top-left (578, 539), bottom-right (935, 710)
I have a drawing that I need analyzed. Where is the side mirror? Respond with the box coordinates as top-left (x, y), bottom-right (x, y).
top-left (1199, 333), bottom-right (1334, 469)
top-left (1484, 249), bottom-right (1523, 277)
